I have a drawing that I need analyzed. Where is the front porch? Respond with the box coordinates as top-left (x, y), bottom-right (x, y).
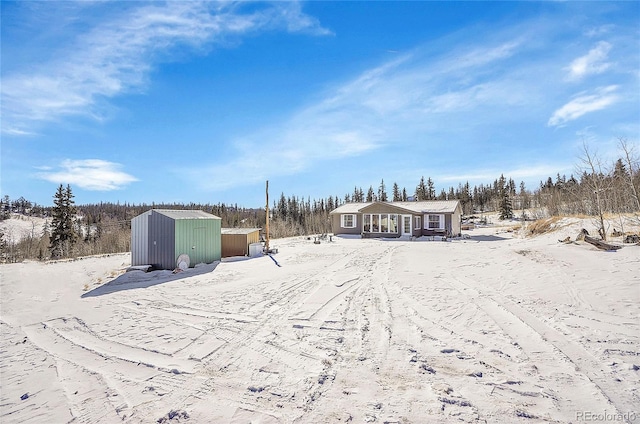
top-left (361, 231), bottom-right (401, 239)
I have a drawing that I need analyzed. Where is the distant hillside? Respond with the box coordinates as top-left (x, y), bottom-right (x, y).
top-left (0, 214), bottom-right (47, 243)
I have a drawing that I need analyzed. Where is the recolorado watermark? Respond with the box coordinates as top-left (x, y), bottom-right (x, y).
top-left (576, 411), bottom-right (637, 422)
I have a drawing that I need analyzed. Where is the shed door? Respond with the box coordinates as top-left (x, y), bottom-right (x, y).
top-left (192, 227), bottom-right (207, 264)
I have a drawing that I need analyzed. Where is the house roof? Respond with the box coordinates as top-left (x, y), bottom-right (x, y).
top-left (391, 201), bottom-right (461, 214)
top-left (330, 201), bottom-right (461, 215)
top-left (329, 202), bottom-right (370, 214)
top-left (221, 227), bottom-right (261, 235)
top-left (153, 209), bottom-right (221, 220)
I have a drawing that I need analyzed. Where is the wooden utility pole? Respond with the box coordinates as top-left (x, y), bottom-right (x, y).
top-left (265, 180), bottom-right (270, 253)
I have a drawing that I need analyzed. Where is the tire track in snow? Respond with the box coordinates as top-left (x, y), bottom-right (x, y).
top-left (443, 273), bottom-right (637, 421)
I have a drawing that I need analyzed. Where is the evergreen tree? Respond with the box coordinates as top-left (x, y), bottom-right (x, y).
top-left (458, 181), bottom-right (472, 215)
top-left (0, 229), bottom-right (7, 262)
top-left (519, 181), bottom-right (530, 210)
top-left (401, 188), bottom-right (408, 201)
top-left (392, 183), bottom-right (401, 201)
top-left (327, 196), bottom-right (335, 211)
top-left (353, 186), bottom-right (363, 202)
top-left (508, 178), bottom-right (517, 197)
top-left (426, 177), bottom-right (436, 200)
top-left (448, 186), bottom-right (455, 200)
top-left (0, 195), bottom-right (10, 220)
top-left (49, 184), bottom-right (78, 258)
top-left (378, 179), bottom-right (388, 202)
top-left (40, 221), bottom-right (51, 260)
top-left (366, 186), bottom-right (375, 202)
top-left (415, 176), bottom-right (428, 201)
top-left (498, 175), bottom-right (513, 220)
top-left (277, 193), bottom-right (287, 220)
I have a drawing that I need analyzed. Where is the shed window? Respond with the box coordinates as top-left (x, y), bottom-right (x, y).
top-left (341, 214), bottom-right (356, 228)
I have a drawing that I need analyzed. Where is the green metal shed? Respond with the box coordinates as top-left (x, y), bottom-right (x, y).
top-left (131, 209), bottom-right (221, 270)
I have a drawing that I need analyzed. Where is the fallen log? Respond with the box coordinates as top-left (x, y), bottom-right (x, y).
top-left (624, 234), bottom-right (640, 244)
top-left (584, 235), bottom-right (622, 251)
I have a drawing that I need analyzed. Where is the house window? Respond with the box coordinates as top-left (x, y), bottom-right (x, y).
top-left (363, 214), bottom-right (371, 232)
top-left (427, 214), bottom-right (443, 229)
top-left (380, 214), bottom-right (388, 232)
top-left (341, 214), bottom-right (356, 228)
top-left (403, 216), bottom-right (411, 234)
top-left (362, 214), bottom-right (398, 233)
top-left (414, 216), bottom-right (421, 230)
top-left (389, 214), bottom-right (398, 233)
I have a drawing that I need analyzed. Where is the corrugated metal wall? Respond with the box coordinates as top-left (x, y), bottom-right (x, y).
top-left (132, 210), bottom-right (222, 269)
top-left (174, 218), bottom-right (221, 266)
top-left (221, 234), bottom-right (245, 257)
top-left (148, 211), bottom-right (176, 269)
top-left (221, 230), bottom-right (259, 257)
top-left (131, 210), bottom-right (151, 266)
top-left (247, 230), bottom-right (260, 247)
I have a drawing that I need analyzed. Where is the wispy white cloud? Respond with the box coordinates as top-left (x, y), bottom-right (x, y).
top-left (38, 159), bottom-right (138, 190)
top-left (184, 13), bottom-right (639, 193)
top-left (187, 37), bottom-right (533, 191)
top-left (584, 25), bottom-right (615, 38)
top-left (1, 1), bottom-right (329, 135)
top-left (449, 40), bottom-right (522, 71)
top-left (565, 41), bottom-right (612, 81)
top-left (1, 127), bottom-right (38, 137)
top-left (548, 85), bottom-right (619, 127)
top-left (439, 164), bottom-right (571, 183)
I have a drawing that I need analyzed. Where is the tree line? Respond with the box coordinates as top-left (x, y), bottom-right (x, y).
top-left (1, 139), bottom-right (637, 262)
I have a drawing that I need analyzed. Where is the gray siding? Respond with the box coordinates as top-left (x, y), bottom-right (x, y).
top-left (148, 211), bottom-right (176, 269)
top-left (332, 211), bottom-right (460, 238)
top-left (451, 205), bottom-right (462, 236)
top-left (131, 210), bottom-right (151, 266)
top-left (331, 213), bottom-right (362, 235)
top-left (331, 201), bottom-right (462, 238)
top-left (412, 215), bottom-right (422, 237)
top-left (418, 212), bottom-right (461, 236)
top-left (442, 214), bottom-right (455, 235)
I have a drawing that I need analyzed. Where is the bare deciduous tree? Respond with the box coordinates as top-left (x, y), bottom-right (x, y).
top-left (617, 137), bottom-right (640, 212)
top-left (576, 141), bottom-right (611, 240)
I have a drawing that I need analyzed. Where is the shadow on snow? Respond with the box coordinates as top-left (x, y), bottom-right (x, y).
top-left (81, 262), bottom-right (220, 298)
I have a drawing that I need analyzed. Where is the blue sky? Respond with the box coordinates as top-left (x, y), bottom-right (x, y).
top-left (2, 1), bottom-right (639, 207)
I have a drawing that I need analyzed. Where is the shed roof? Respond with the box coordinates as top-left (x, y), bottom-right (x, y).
top-left (330, 201), bottom-right (460, 215)
top-left (221, 227), bottom-right (261, 235)
top-left (153, 209), bottom-right (221, 220)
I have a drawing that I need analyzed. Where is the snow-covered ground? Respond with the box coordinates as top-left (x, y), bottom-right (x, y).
top-left (0, 214), bottom-right (47, 243)
top-left (1, 218), bottom-right (638, 423)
